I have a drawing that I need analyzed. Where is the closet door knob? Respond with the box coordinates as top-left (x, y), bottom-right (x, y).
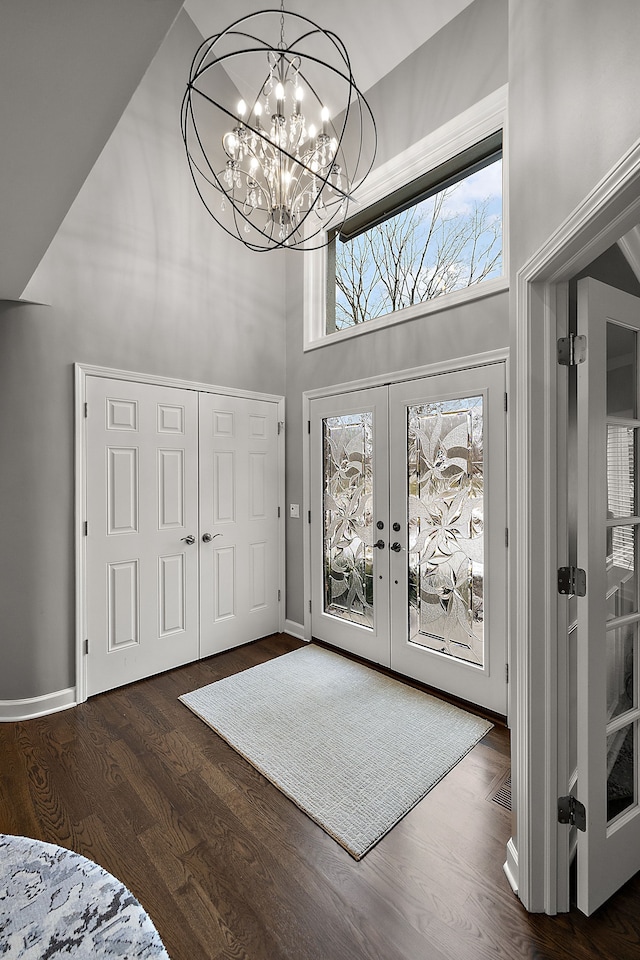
top-left (390, 541), bottom-right (402, 552)
top-left (181, 535), bottom-right (196, 545)
top-left (202, 533), bottom-right (222, 543)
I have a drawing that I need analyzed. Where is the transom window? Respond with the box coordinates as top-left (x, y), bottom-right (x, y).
top-left (327, 133), bottom-right (503, 334)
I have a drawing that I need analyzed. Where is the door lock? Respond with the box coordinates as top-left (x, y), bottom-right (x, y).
top-left (392, 522), bottom-right (401, 532)
top-left (390, 542), bottom-right (402, 552)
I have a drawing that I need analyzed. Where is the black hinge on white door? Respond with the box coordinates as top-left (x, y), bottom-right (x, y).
top-left (84, 638), bottom-right (89, 655)
top-left (557, 333), bottom-right (587, 366)
top-left (558, 794), bottom-right (586, 831)
top-left (558, 566), bottom-right (586, 597)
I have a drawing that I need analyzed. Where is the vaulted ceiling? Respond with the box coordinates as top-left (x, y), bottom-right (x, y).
top-left (0, 0), bottom-right (478, 302)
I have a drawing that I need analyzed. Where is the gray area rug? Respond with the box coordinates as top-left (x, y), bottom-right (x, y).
top-left (180, 644), bottom-right (492, 859)
top-left (0, 834), bottom-right (170, 959)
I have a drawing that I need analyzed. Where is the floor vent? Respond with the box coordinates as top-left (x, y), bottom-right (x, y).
top-left (491, 773), bottom-right (512, 811)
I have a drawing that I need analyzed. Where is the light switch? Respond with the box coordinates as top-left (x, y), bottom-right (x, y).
top-left (289, 503), bottom-right (300, 519)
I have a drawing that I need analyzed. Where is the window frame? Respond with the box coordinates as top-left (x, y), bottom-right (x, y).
top-left (303, 85), bottom-right (508, 352)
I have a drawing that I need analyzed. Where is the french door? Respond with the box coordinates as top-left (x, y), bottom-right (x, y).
top-left (310, 363), bottom-right (507, 714)
top-left (84, 375), bottom-right (281, 697)
top-left (575, 278), bottom-right (640, 914)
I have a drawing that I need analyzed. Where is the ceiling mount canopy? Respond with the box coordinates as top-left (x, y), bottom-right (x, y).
top-left (181, 2), bottom-right (377, 252)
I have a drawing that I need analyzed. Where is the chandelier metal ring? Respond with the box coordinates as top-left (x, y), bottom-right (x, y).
top-left (181, 7), bottom-right (377, 252)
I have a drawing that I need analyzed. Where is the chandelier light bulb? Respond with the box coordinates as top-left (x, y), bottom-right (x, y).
top-left (237, 99), bottom-right (247, 117)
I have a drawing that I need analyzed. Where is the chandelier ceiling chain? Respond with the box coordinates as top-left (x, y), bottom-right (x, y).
top-left (181, 3), bottom-right (377, 252)
top-left (278, 0), bottom-right (285, 50)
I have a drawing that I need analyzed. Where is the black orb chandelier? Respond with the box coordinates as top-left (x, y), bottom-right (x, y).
top-left (181, 2), bottom-right (377, 252)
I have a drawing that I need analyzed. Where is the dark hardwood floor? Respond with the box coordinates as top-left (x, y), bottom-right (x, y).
top-left (1, 634), bottom-right (639, 960)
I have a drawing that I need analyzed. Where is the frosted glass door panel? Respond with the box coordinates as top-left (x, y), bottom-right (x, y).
top-left (407, 397), bottom-right (485, 666)
top-left (322, 413), bottom-right (374, 628)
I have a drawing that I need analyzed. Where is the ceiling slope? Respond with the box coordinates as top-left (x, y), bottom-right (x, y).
top-left (184, 0), bottom-right (475, 102)
top-left (0, 0), bottom-right (184, 301)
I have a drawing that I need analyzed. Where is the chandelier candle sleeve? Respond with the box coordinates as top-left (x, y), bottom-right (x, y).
top-left (181, 4), bottom-right (377, 252)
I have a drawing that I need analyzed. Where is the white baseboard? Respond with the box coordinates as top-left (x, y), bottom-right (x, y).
top-left (0, 687), bottom-right (76, 722)
top-left (503, 837), bottom-right (519, 894)
top-left (284, 619), bottom-right (306, 641)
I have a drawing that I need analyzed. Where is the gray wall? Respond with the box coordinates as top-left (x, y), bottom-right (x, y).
top-left (508, 0), bottom-right (640, 275)
top-left (284, 0), bottom-right (509, 627)
top-left (0, 11), bottom-right (285, 700)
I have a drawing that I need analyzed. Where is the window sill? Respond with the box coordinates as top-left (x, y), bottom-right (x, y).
top-left (303, 275), bottom-right (508, 352)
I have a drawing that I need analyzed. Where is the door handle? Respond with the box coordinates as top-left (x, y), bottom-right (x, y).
top-left (202, 533), bottom-right (222, 543)
top-left (390, 541), bottom-right (402, 552)
top-left (373, 539), bottom-right (385, 549)
top-left (181, 535), bottom-right (196, 545)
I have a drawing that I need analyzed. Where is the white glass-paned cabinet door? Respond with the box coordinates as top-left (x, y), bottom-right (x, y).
top-left (576, 277), bottom-right (640, 915)
top-left (310, 388), bottom-right (391, 665)
top-left (388, 363), bottom-right (507, 715)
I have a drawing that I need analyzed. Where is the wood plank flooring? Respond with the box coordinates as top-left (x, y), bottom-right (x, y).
top-left (1, 634), bottom-right (639, 960)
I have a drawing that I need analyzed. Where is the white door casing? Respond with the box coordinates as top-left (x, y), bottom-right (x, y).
top-left (576, 277), bottom-right (640, 915)
top-left (199, 392), bottom-right (281, 656)
top-left (85, 377), bottom-right (200, 696)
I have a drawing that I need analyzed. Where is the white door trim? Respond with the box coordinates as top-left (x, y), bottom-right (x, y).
top-left (513, 135), bottom-right (640, 914)
top-left (75, 363), bottom-right (286, 704)
top-left (302, 347), bottom-right (510, 645)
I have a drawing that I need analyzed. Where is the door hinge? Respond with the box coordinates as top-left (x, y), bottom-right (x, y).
top-left (557, 333), bottom-right (586, 366)
top-left (308, 510), bottom-right (311, 524)
top-left (84, 638), bottom-right (89, 655)
top-left (309, 599), bottom-right (312, 613)
top-left (278, 589), bottom-right (281, 602)
top-left (505, 663), bottom-right (509, 684)
top-left (84, 520), bottom-right (88, 536)
top-left (84, 402), bottom-right (88, 418)
top-left (505, 527), bottom-right (509, 548)
top-left (504, 392), bottom-right (508, 413)
top-left (278, 506), bottom-right (281, 518)
top-left (308, 420), bottom-right (311, 434)
top-left (278, 421), bottom-right (284, 435)
top-left (558, 794), bottom-right (586, 831)
top-left (558, 566), bottom-right (586, 597)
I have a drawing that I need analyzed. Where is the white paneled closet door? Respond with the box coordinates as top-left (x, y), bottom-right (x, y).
top-left (85, 377), bottom-right (199, 696)
top-left (199, 392), bottom-right (281, 656)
